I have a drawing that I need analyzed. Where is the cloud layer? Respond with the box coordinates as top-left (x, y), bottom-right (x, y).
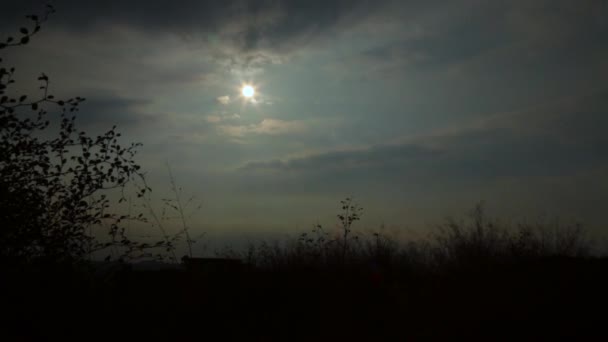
top-left (2, 0), bottom-right (607, 233)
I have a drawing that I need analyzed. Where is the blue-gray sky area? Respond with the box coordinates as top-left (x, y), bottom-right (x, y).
top-left (2, 1), bottom-right (607, 250)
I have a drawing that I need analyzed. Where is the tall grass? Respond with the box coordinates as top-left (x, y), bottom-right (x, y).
top-left (217, 201), bottom-right (596, 276)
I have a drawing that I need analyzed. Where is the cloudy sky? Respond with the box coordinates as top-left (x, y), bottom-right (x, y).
top-left (2, 1), bottom-right (607, 246)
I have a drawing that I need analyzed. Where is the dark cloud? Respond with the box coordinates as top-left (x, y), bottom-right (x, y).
top-left (1, 0), bottom-right (377, 52)
top-left (241, 143), bottom-right (440, 172)
top-left (362, 4), bottom-right (511, 68)
top-left (348, 1), bottom-right (608, 76)
top-left (72, 95), bottom-right (155, 128)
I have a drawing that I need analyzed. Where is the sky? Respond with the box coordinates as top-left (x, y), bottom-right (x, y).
top-left (1, 1), bottom-right (607, 250)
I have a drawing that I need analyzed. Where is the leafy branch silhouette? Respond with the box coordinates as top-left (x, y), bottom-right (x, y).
top-left (0, 6), bottom-right (165, 264)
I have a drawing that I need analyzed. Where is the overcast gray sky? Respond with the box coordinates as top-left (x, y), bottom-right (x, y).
top-left (2, 1), bottom-right (607, 250)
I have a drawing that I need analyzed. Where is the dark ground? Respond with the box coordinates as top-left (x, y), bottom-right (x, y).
top-left (2, 256), bottom-right (608, 341)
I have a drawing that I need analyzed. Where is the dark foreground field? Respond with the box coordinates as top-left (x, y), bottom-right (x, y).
top-left (2, 253), bottom-right (608, 341)
top-left (3, 208), bottom-right (607, 341)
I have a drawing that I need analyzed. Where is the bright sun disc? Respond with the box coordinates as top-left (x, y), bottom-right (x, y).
top-left (242, 85), bottom-right (255, 98)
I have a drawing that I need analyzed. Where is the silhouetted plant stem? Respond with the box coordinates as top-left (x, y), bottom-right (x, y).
top-left (141, 190), bottom-right (178, 263)
top-left (338, 197), bottom-right (363, 264)
top-left (167, 163), bottom-right (193, 258)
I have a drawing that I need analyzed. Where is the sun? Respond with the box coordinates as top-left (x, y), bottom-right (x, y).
top-left (242, 84), bottom-right (255, 98)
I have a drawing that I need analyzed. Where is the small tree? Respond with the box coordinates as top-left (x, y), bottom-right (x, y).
top-left (0, 6), bottom-right (153, 265)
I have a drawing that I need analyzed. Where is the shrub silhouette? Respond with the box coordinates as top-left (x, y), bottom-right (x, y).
top-left (0, 6), bottom-right (152, 264)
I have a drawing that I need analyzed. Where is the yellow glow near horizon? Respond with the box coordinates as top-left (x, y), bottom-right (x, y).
top-left (242, 85), bottom-right (255, 98)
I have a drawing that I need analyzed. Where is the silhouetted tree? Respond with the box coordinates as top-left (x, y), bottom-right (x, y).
top-left (0, 5), bottom-right (153, 264)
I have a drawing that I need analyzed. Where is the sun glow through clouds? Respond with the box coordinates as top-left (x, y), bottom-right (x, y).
top-left (242, 85), bottom-right (255, 98)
